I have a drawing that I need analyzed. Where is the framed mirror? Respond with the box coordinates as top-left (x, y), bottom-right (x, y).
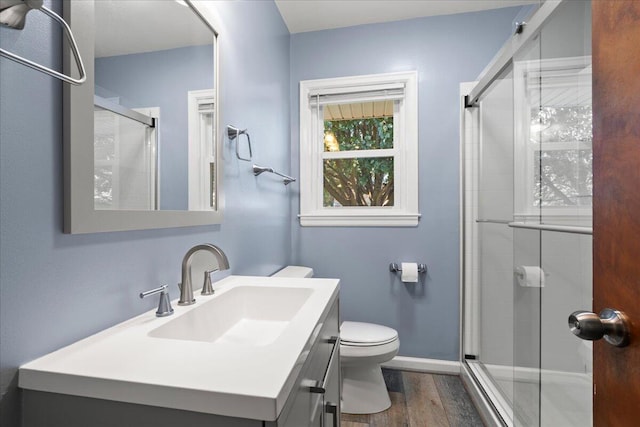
top-left (63, 0), bottom-right (222, 233)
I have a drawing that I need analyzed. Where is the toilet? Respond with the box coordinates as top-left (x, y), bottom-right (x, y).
top-left (272, 266), bottom-right (400, 414)
top-left (339, 321), bottom-right (399, 414)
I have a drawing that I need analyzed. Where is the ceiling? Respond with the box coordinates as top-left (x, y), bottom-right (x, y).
top-left (93, 1), bottom-right (537, 57)
top-left (95, 0), bottom-right (214, 58)
top-left (275, 0), bottom-right (537, 34)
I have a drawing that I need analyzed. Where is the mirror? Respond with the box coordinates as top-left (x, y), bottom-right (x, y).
top-left (64, 0), bottom-right (222, 233)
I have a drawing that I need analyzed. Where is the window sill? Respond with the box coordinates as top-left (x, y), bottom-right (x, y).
top-left (298, 213), bottom-right (420, 227)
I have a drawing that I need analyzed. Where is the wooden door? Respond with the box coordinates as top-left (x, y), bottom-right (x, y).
top-left (592, 1), bottom-right (640, 425)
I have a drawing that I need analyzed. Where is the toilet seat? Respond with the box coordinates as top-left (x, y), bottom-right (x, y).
top-left (340, 338), bottom-right (399, 362)
top-left (340, 321), bottom-right (398, 346)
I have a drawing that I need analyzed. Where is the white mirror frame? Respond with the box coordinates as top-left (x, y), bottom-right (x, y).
top-left (63, 0), bottom-right (223, 234)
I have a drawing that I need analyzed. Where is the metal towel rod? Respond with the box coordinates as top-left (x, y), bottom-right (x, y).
top-left (0, 1), bottom-right (86, 85)
top-left (253, 164), bottom-right (296, 186)
top-left (508, 222), bottom-right (592, 235)
top-left (225, 124), bottom-right (296, 185)
top-left (476, 219), bottom-right (592, 235)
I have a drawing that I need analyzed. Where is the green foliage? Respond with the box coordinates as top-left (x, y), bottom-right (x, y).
top-left (531, 106), bottom-right (593, 207)
top-left (323, 117), bottom-right (394, 207)
top-left (534, 149), bottom-right (593, 207)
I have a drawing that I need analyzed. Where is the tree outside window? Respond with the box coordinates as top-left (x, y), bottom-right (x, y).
top-left (323, 116), bottom-right (394, 207)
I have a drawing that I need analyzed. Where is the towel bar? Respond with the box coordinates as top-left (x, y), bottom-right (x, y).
top-left (0, 1), bottom-right (86, 85)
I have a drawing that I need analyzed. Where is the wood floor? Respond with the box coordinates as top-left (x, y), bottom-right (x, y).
top-left (341, 369), bottom-right (484, 427)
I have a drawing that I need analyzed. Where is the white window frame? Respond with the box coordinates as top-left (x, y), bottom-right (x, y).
top-left (299, 71), bottom-right (419, 227)
top-left (514, 56), bottom-right (592, 220)
top-left (188, 89), bottom-right (216, 210)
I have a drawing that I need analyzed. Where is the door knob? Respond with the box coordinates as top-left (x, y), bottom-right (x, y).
top-left (568, 308), bottom-right (630, 347)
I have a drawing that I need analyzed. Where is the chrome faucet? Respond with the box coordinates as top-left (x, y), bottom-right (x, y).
top-left (178, 244), bottom-right (230, 306)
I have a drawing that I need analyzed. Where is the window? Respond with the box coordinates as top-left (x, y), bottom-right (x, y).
top-left (188, 89), bottom-right (216, 210)
top-left (514, 57), bottom-right (592, 219)
top-left (299, 71), bottom-right (419, 226)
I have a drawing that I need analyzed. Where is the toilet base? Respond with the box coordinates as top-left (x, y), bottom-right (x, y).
top-left (341, 364), bottom-right (391, 414)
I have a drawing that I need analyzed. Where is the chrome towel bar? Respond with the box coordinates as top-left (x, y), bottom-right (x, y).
top-left (253, 164), bottom-right (296, 186)
top-left (0, 0), bottom-right (86, 85)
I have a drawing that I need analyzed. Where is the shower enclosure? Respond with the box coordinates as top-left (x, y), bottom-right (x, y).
top-left (461, 1), bottom-right (593, 425)
top-left (93, 97), bottom-right (159, 211)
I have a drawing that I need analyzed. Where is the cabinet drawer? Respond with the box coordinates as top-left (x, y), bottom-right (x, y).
top-left (276, 298), bottom-right (339, 427)
top-left (305, 299), bottom-right (339, 388)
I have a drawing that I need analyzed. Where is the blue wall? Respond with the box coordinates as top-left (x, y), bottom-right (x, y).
top-left (95, 45), bottom-right (214, 210)
top-left (0, 1), bottom-right (290, 423)
top-left (0, 0), bottom-right (527, 423)
top-left (289, 7), bottom-right (523, 360)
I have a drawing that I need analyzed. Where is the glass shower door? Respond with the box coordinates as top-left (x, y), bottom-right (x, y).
top-left (511, 1), bottom-right (593, 425)
top-left (463, 1), bottom-right (593, 426)
top-left (464, 71), bottom-right (517, 424)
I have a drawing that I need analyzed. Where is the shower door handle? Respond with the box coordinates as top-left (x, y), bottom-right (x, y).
top-left (568, 308), bottom-right (630, 347)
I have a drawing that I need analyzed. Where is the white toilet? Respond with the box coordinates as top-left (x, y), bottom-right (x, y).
top-left (340, 321), bottom-right (399, 414)
top-left (272, 266), bottom-right (400, 415)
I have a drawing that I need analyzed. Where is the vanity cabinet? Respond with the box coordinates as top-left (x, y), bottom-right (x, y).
top-left (273, 298), bottom-right (340, 427)
top-left (22, 296), bottom-right (340, 427)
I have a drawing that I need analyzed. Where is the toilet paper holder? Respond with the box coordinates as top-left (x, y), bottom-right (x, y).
top-left (389, 263), bottom-right (427, 274)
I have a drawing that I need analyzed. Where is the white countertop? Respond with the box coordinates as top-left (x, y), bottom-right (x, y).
top-left (19, 275), bottom-right (340, 421)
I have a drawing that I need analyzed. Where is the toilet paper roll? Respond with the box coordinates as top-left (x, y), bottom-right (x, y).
top-left (401, 262), bottom-right (419, 283)
top-left (515, 266), bottom-right (545, 287)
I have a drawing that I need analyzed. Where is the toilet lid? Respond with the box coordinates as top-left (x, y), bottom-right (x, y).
top-left (340, 321), bottom-right (398, 346)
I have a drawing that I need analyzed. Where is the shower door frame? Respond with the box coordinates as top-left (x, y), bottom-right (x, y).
top-left (459, 1), bottom-right (583, 426)
top-left (462, 1), bottom-right (640, 426)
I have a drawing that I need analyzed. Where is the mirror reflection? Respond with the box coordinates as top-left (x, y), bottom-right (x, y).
top-left (93, 0), bottom-right (216, 211)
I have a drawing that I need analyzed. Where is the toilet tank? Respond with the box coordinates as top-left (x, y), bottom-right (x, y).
top-left (271, 266), bottom-right (314, 278)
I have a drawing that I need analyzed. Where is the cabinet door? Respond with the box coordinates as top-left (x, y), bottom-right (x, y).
top-left (278, 342), bottom-right (337, 427)
top-left (322, 342), bottom-right (340, 427)
top-left (277, 300), bottom-right (339, 427)
top-left (277, 379), bottom-right (322, 427)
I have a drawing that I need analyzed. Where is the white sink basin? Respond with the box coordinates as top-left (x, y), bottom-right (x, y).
top-left (149, 286), bottom-right (313, 346)
top-left (19, 275), bottom-right (339, 421)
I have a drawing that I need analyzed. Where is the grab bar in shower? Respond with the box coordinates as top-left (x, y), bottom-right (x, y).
top-left (0, 1), bottom-right (86, 85)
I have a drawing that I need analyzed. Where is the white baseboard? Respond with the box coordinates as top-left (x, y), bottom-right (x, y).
top-left (381, 356), bottom-right (461, 375)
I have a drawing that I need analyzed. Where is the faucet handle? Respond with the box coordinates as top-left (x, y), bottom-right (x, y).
top-left (201, 269), bottom-right (218, 296)
top-left (140, 285), bottom-right (174, 317)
